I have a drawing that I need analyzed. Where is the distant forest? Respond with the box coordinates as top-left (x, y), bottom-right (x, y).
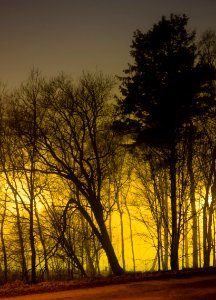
top-left (0, 14), bottom-right (215, 283)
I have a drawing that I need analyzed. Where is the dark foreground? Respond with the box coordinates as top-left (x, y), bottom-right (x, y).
top-left (1, 269), bottom-right (216, 299)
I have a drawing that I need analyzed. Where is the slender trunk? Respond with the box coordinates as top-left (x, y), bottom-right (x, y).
top-left (203, 201), bottom-right (209, 267)
top-left (119, 211), bottom-right (125, 271)
top-left (157, 221), bottom-right (161, 271)
top-left (60, 233), bottom-right (87, 277)
top-left (15, 194), bottom-right (29, 282)
top-left (29, 199), bottom-right (36, 283)
top-left (3, 166), bottom-right (29, 282)
top-left (197, 209), bottom-right (202, 267)
top-left (61, 201), bottom-right (87, 277)
top-left (163, 171), bottom-right (169, 271)
top-left (0, 196), bottom-right (7, 283)
top-left (108, 179), bottom-right (112, 275)
top-left (182, 214), bottom-right (185, 269)
top-left (34, 204), bottom-right (49, 279)
top-left (93, 237), bottom-right (101, 275)
top-left (203, 159), bottom-right (214, 267)
top-left (187, 128), bottom-right (198, 268)
top-left (116, 195), bottom-right (125, 271)
top-left (81, 216), bottom-right (95, 276)
top-left (170, 143), bottom-right (179, 270)
top-left (29, 95), bottom-right (37, 284)
top-left (190, 200), bottom-right (198, 268)
top-left (29, 156), bottom-right (36, 283)
top-left (185, 216), bottom-right (190, 268)
top-left (205, 177), bottom-right (216, 266)
top-left (209, 178), bottom-right (216, 266)
top-left (207, 201), bottom-right (213, 265)
top-left (150, 254), bottom-right (157, 272)
top-left (213, 211), bottom-right (216, 266)
top-left (182, 202), bottom-right (189, 269)
top-left (124, 199), bottom-right (136, 272)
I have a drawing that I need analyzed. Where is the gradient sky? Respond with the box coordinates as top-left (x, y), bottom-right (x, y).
top-left (1, 0), bottom-right (216, 88)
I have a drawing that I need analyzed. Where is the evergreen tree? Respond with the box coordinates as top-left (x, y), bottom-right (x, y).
top-left (115, 14), bottom-right (215, 270)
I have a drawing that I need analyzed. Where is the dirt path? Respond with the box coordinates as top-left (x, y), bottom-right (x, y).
top-left (2, 274), bottom-right (216, 300)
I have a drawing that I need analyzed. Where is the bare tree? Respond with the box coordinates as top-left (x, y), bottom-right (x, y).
top-left (10, 71), bottom-right (123, 275)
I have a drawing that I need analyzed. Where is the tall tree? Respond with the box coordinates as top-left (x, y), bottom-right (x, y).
top-left (11, 71), bottom-right (124, 275)
top-left (6, 71), bottom-right (46, 283)
top-left (196, 29), bottom-right (216, 267)
top-left (115, 14), bottom-right (214, 270)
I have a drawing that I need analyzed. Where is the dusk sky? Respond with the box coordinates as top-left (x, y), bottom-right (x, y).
top-left (1, 0), bottom-right (216, 88)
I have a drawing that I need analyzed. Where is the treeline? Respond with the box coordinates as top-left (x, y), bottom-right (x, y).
top-left (0, 14), bottom-right (215, 283)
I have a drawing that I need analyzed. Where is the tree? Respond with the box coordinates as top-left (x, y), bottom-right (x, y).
top-left (134, 152), bottom-right (171, 271)
top-left (5, 71), bottom-right (46, 283)
top-left (11, 71), bottom-right (124, 275)
top-left (198, 29), bottom-right (216, 68)
top-left (115, 14), bottom-right (215, 270)
top-left (197, 29), bottom-right (216, 268)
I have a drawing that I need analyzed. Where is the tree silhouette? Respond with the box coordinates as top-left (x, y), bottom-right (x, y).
top-left (115, 14), bottom-right (215, 270)
top-left (12, 71), bottom-right (124, 276)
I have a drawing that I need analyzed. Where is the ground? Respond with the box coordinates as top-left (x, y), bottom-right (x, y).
top-left (0, 268), bottom-right (216, 299)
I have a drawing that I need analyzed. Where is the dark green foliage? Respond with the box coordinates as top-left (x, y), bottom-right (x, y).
top-left (116, 14), bottom-right (215, 149)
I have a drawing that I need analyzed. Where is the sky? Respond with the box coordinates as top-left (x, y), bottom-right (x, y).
top-left (0, 0), bottom-right (216, 88)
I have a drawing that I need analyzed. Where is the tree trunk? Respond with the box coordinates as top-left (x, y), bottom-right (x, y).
top-left (3, 169), bottom-right (29, 282)
top-left (60, 233), bottom-right (87, 277)
top-left (124, 198), bottom-right (136, 272)
top-left (15, 194), bottom-right (29, 282)
top-left (29, 159), bottom-right (36, 284)
top-left (213, 211), bottom-right (216, 267)
top-left (61, 200), bottom-right (87, 277)
top-left (81, 216), bottom-right (96, 276)
top-left (75, 197), bottom-right (124, 275)
top-left (163, 171), bottom-right (169, 271)
top-left (184, 216), bottom-right (190, 268)
top-left (116, 195), bottom-right (125, 271)
top-left (34, 204), bottom-right (49, 280)
top-left (0, 196), bottom-right (8, 283)
top-left (203, 158), bottom-right (215, 268)
top-left (29, 191), bottom-right (36, 283)
top-left (93, 205), bottom-right (124, 275)
top-left (187, 125), bottom-right (198, 268)
top-left (170, 143), bottom-right (179, 270)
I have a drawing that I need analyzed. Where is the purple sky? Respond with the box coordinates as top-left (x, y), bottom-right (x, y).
top-left (0, 0), bottom-right (216, 88)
